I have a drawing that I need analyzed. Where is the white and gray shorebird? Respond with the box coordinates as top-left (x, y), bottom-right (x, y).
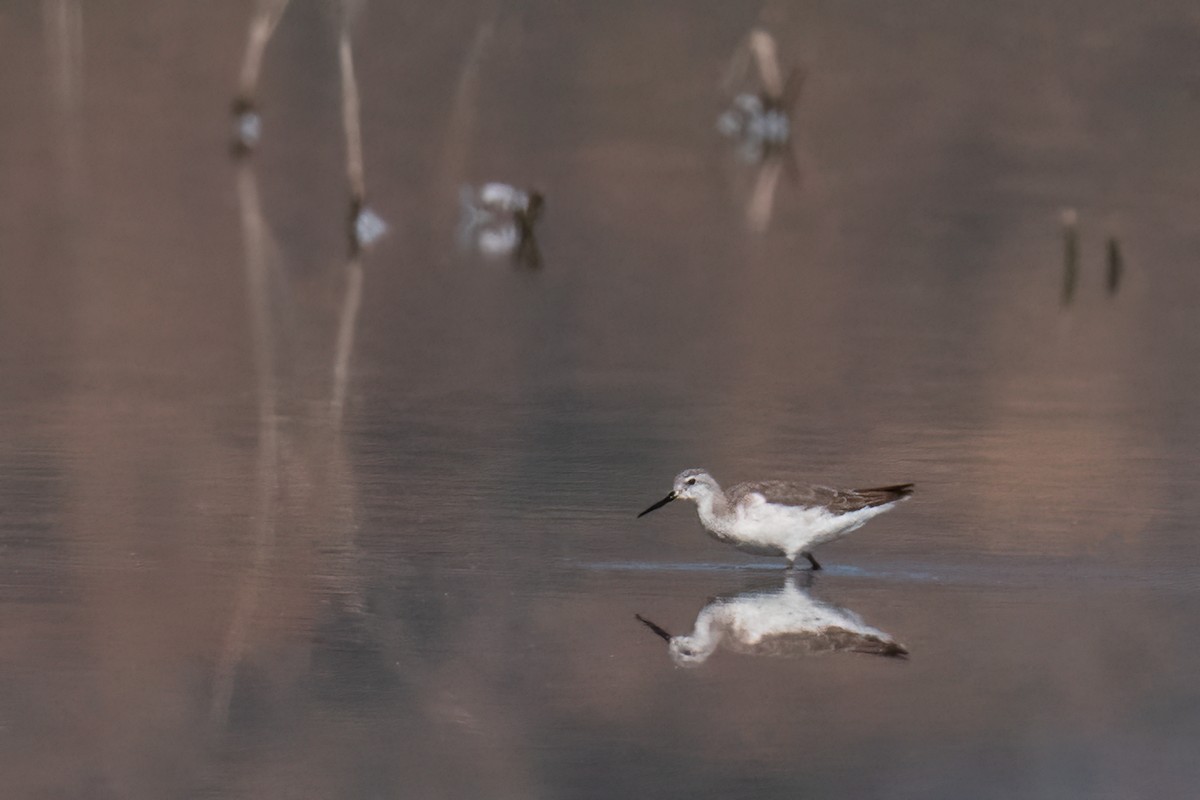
top-left (637, 469), bottom-right (914, 570)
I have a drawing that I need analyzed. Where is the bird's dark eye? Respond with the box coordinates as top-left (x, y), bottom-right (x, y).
top-left (686, 478), bottom-right (696, 486)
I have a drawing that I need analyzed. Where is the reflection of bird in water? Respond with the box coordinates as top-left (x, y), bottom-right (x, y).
top-left (638, 469), bottom-right (913, 570)
top-left (459, 183), bottom-right (544, 269)
top-left (636, 575), bottom-right (908, 667)
top-left (230, 0), bottom-right (387, 253)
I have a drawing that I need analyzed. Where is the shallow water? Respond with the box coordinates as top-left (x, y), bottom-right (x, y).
top-left (3, 2), bottom-right (1200, 797)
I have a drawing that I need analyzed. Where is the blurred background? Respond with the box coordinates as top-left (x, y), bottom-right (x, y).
top-left (2, 1), bottom-right (1200, 797)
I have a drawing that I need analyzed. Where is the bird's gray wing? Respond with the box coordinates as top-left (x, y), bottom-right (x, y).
top-left (728, 481), bottom-right (840, 510)
top-left (729, 481), bottom-right (906, 513)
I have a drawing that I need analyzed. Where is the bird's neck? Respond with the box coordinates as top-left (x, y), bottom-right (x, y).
top-left (696, 487), bottom-right (731, 531)
top-left (687, 610), bottom-right (722, 657)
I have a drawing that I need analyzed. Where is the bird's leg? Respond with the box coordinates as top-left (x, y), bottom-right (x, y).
top-left (802, 552), bottom-right (822, 571)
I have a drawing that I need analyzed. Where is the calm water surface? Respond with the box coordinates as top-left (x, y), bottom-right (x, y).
top-left (2, 2), bottom-right (1200, 798)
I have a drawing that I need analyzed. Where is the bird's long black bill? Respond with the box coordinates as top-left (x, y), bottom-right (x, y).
top-left (637, 491), bottom-right (677, 518)
top-left (635, 614), bottom-right (673, 642)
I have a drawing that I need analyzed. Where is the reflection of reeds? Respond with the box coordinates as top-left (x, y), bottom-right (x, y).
top-left (437, 6), bottom-right (500, 217)
top-left (748, 29), bottom-right (784, 99)
top-left (746, 156), bottom-right (784, 233)
top-left (330, 254), bottom-right (364, 424)
top-left (42, 0), bottom-right (84, 201)
top-left (231, 0), bottom-right (291, 154)
top-left (723, 28), bottom-right (804, 108)
top-left (42, 0), bottom-right (83, 118)
top-left (333, 7), bottom-right (370, 419)
top-left (233, 0), bottom-right (291, 118)
top-left (211, 162), bottom-right (282, 730)
top-left (338, 24), bottom-right (365, 214)
top-left (334, 3), bottom-right (387, 253)
top-left (211, 0), bottom-right (381, 734)
top-left (229, 0), bottom-right (378, 427)
top-left (233, 0), bottom-right (382, 250)
top-left (213, 164), bottom-right (372, 730)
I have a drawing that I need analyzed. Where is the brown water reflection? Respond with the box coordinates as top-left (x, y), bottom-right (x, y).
top-left (2, 1), bottom-right (1200, 798)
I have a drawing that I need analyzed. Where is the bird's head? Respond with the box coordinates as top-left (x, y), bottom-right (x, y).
top-left (637, 469), bottom-right (719, 517)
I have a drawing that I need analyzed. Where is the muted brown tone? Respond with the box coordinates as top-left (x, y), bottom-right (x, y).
top-left (1, 2), bottom-right (1199, 799)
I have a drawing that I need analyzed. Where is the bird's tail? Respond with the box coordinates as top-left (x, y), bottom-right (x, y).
top-left (853, 639), bottom-right (909, 658)
top-left (855, 483), bottom-right (915, 506)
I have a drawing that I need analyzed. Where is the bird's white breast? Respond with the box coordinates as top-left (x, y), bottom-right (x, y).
top-left (730, 493), bottom-right (889, 552)
top-left (714, 585), bottom-right (884, 646)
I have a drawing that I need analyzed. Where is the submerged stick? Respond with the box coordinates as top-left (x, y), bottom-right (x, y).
top-left (1061, 208), bottom-right (1079, 305)
top-left (1106, 236), bottom-right (1122, 295)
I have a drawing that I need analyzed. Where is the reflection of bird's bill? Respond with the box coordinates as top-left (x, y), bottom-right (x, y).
top-left (637, 491), bottom-right (677, 518)
top-left (635, 614), bottom-right (673, 642)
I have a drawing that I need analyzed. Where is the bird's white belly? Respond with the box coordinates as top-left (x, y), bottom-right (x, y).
top-left (718, 587), bottom-right (882, 645)
top-left (728, 502), bottom-right (887, 555)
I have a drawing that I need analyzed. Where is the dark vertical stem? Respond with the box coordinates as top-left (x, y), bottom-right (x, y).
top-left (1061, 209), bottom-right (1079, 306)
top-left (1106, 237), bottom-right (1122, 295)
